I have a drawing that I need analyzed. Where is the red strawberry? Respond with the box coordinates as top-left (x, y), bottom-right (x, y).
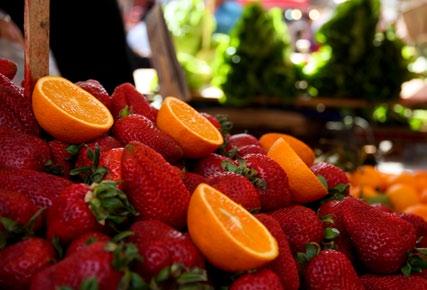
top-left (244, 154), bottom-right (292, 211)
top-left (230, 269), bottom-right (284, 290)
top-left (0, 189), bottom-right (43, 231)
top-left (200, 112), bottom-right (221, 129)
top-left (46, 140), bottom-right (72, 176)
top-left (113, 114), bottom-right (183, 162)
top-left (99, 147), bottom-right (124, 183)
top-left (237, 144), bottom-right (266, 157)
top-left (341, 197), bottom-right (417, 273)
top-left (361, 274), bottom-right (427, 290)
top-left (304, 250), bottom-right (364, 290)
top-left (0, 105), bottom-right (27, 133)
top-left (122, 142), bottom-right (190, 228)
top-left (0, 59), bottom-right (17, 80)
top-left (399, 213), bottom-right (427, 247)
top-left (66, 231), bottom-right (110, 257)
top-left (0, 169), bottom-right (72, 207)
top-left (0, 126), bottom-right (50, 171)
top-left (47, 182), bottom-right (135, 243)
top-left (226, 133), bottom-right (260, 151)
top-left (208, 172), bottom-right (261, 211)
top-left (129, 220), bottom-right (204, 279)
top-left (76, 79), bottom-right (112, 109)
top-left (272, 206), bottom-right (324, 253)
top-left (311, 162), bottom-right (349, 192)
top-left (256, 214), bottom-right (300, 290)
top-left (318, 199), bottom-right (354, 261)
top-left (182, 172), bottom-right (207, 193)
top-left (195, 153), bottom-right (236, 177)
top-left (75, 136), bottom-right (122, 169)
top-left (0, 73), bottom-right (39, 135)
top-left (111, 83), bottom-right (156, 121)
top-left (30, 241), bottom-right (125, 290)
top-left (0, 238), bottom-right (55, 289)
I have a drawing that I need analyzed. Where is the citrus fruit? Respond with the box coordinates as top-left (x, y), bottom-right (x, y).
top-left (188, 183), bottom-right (278, 271)
top-left (156, 97), bottom-right (223, 158)
top-left (404, 204), bottom-right (427, 222)
top-left (360, 186), bottom-right (380, 199)
top-left (386, 172), bottom-right (416, 188)
top-left (32, 76), bottom-right (113, 143)
top-left (259, 133), bottom-right (315, 166)
top-left (267, 138), bottom-right (327, 203)
top-left (350, 166), bottom-right (387, 191)
top-left (386, 183), bottom-right (420, 212)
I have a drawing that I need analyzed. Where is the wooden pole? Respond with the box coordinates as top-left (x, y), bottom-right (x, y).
top-left (24, 0), bottom-right (50, 98)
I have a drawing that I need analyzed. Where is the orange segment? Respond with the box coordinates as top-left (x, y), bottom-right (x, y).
top-left (156, 97), bottom-right (223, 158)
top-left (267, 138), bottom-right (327, 203)
top-left (259, 133), bottom-right (315, 166)
top-left (32, 76), bottom-right (113, 143)
top-left (188, 183), bottom-right (278, 271)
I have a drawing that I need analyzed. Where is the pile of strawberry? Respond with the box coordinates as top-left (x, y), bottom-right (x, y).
top-left (1, 57), bottom-right (427, 290)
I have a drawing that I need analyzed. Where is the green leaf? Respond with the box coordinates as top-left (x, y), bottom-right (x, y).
top-left (66, 144), bottom-right (83, 156)
top-left (70, 166), bottom-right (92, 176)
top-left (305, 243), bottom-right (321, 260)
top-left (317, 175), bottom-right (328, 189)
top-left (25, 207), bottom-right (45, 233)
top-left (119, 106), bottom-right (131, 118)
top-left (112, 231), bottom-right (134, 243)
top-left (0, 217), bottom-right (19, 232)
top-left (324, 227), bottom-right (340, 240)
top-left (401, 263), bottom-right (412, 276)
top-left (52, 237), bottom-right (64, 259)
top-left (58, 286), bottom-right (73, 290)
top-left (320, 214), bottom-right (335, 224)
top-left (80, 277), bottom-right (99, 290)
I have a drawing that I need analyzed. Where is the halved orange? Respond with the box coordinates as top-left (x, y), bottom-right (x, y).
top-left (32, 76), bottom-right (113, 143)
top-left (259, 133), bottom-right (315, 166)
top-left (188, 183), bottom-right (278, 272)
top-left (268, 138), bottom-right (327, 203)
top-left (156, 97), bottom-right (223, 158)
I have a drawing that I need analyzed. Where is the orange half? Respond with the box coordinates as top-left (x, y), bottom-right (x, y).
top-left (268, 138), bottom-right (327, 203)
top-left (156, 97), bottom-right (223, 158)
top-left (259, 133), bottom-right (315, 166)
top-left (32, 76), bottom-right (113, 143)
top-left (188, 183), bottom-right (278, 272)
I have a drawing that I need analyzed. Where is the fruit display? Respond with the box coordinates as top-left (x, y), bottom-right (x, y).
top-left (1, 58), bottom-right (427, 289)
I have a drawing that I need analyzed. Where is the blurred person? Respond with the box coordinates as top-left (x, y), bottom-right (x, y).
top-left (215, 0), bottom-right (242, 34)
top-left (1, 0), bottom-right (133, 93)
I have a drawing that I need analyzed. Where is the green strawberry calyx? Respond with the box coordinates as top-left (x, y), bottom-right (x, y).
top-left (85, 181), bottom-right (138, 227)
top-left (402, 247), bottom-right (427, 276)
top-left (296, 242), bottom-right (321, 265)
top-left (221, 159), bottom-right (267, 190)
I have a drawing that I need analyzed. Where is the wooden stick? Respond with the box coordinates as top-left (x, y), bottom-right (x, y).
top-left (24, 0), bottom-right (50, 98)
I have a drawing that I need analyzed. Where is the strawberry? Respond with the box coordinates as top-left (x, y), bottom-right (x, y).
top-left (208, 172), bottom-right (261, 211)
top-left (0, 105), bottom-right (27, 133)
top-left (182, 172), bottom-right (207, 193)
top-left (0, 73), bottom-right (39, 135)
top-left (311, 162), bottom-right (349, 193)
top-left (200, 112), bottom-right (221, 129)
top-left (30, 241), bottom-right (133, 290)
top-left (111, 83), bottom-right (156, 121)
top-left (0, 126), bottom-right (50, 171)
top-left (99, 147), bottom-right (124, 183)
top-left (113, 114), bottom-right (183, 162)
top-left (244, 154), bottom-right (292, 211)
top-left (341, 197), bottom-right (417, 273)
top-left (230, 269), bottom-right (284, 290)
top-left (46, 140), bottom-right (73, 176)
top-left (360, 274), bottom-right (427, 290)
top-left (0, 169), bottom-right (72, 207)
top-left (76, 79), bottom-right (112, 110)
top-left (0, 189), bottom-right (43, 233)
top-left (256, 214), bottom-right (300, 290)
top-left (195, 153), bottom-right (236, 177)
top-left (237, 144), bottom-right (266, 157)
top-left (226, 133), bottom-right (260, 151)
top-left (47, 181), bottom-right (136, 243)
top-left (122, 142), bottom-right (190, 228)
top-left (66, 231), bottom-right (110, 257)
top-left (304, 250), bottom-right (364, 290)
top-left (272, 206), bottom-right (324, 253)
top-left (0, 59), bottom-right (17, 80)
top-left (399, 213), bottom-right (427, 247)
top-left (129, 220), bottom-right (204, 279)
top-left (73, 136), bottom-right (122, 183)
top-left (0, 237), bottom-right (55, 289)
